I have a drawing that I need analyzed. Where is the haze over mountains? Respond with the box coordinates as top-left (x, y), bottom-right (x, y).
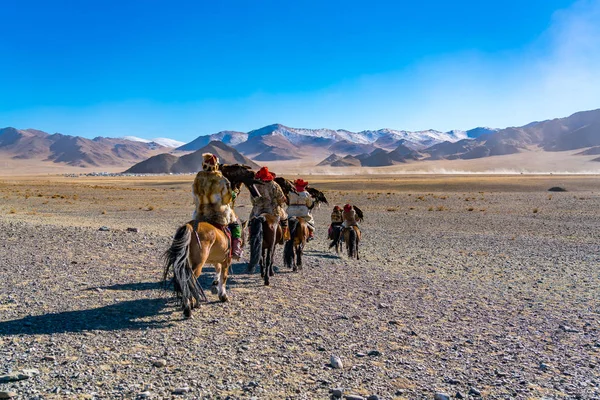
top-left (1, 108), bottom-right (600, 172)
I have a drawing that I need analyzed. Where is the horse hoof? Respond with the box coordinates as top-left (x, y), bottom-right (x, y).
top-left (269, 271), bottom-right (274, 277)
top-left (219, 294), bottom-right (229, 302)
top-left (183, 308), bottom-right (192, 319)
top-left (264, 281), bottom-right (270, 286)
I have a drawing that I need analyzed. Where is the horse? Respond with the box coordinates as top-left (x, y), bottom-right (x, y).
top-left (162, 220), bottom-right (247, 319)
top-left (343, 225), bottom-right (361, 259)
top-left (248, 214), bottom-right (282, 286)
top-left (328, 224), bottom-right (344, 254)
top-left (284, 217), bottom-right (310, 271)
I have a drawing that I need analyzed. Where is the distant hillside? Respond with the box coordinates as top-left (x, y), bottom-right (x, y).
top-left (125, 141), bottom-right (258, 173)
top-left (0, 127), bottom-right (168, 167)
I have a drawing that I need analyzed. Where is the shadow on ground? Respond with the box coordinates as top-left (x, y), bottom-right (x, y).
top-left (0, 297), bottom-right (172, 336)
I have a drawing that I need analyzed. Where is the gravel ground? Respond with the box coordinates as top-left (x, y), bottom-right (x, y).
top-left (0, 176), bottom-right (599, 399)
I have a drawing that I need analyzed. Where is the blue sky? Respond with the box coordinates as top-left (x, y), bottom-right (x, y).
top-left (1, 0), bottom-right (599, 141)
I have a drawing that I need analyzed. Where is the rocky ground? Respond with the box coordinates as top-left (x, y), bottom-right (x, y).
top-left (0, 175), bottom-right (599, 399)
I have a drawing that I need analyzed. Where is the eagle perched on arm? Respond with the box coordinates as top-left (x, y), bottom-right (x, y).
top-left (219, 164), bottom-right (263, 198)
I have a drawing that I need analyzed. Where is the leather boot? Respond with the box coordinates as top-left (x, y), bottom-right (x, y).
top-left (232, 237), bottom-right (243, 259)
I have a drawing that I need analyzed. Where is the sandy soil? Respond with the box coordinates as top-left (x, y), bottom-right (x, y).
top-left (0, 175), bottom-right (599, 399)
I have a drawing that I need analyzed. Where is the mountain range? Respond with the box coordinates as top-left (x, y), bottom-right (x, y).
top-left (1, 108), bottom-right (599, 171)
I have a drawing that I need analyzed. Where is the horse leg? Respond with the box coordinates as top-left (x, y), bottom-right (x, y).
top-left (268, 246), bottom-right (275, 277)
top-left (296, 243), bottom-right (304, 271)
top-left (211, 263), bottom-right (220, 295)
top-left (260, 248), bottom-right (266, 278)
top-left (264, 248), bottom-right (271, 286)
top-left (217, 261), bottom-right (230, 302)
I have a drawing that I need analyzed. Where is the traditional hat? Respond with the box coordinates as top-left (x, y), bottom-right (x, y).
top-left (294, 178), bottom-right (308, 192)
top-left (344, 203), bottom-right (352, 212)
top-left (255, 166), bottom-right (275, 182)
top-left (202, 153), bottom-right (219, 171)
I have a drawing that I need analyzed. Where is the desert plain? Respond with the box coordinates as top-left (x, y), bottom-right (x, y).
top-left (0, 174), bottom-right (599, 399)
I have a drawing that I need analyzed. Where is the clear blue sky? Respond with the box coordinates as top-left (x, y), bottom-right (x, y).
top-left (1, 0), bottom-right (599, 141)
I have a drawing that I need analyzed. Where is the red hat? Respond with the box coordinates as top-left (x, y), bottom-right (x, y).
top-left (294, 178), bottom-right (308, 191)
top-left (202, 153), bottom-right (219, 171)
top-left (333, 205), bottom-right (341, 211)
top-left (255, 166), bottom-right (275, 182)
top-left (344, 204), bottom-right (352, 212)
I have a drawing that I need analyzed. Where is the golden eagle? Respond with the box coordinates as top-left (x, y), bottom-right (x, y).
top-left (219, 164), bottom-right (263, 198)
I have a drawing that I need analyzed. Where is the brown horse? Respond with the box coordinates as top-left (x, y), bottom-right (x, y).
top-left (343, 225), bottom-right (361, 259)
top-left (284, 217), bottom-right (309, 271)
top-left (248, 214), bottom-right (282, 286)
top-left (163, 220), bottom-right (247, 319)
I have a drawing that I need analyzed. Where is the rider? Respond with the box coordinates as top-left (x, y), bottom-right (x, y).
top-left (342, 203), bottom-right (360, 229)
top-left (286, 178), bottom-right (315, 241)
top-left (192, 153), bottom-right (243, 259)
top-left (250, 166), bottom-right (289, 240)
top-left (328, 205), bottom-right (343, 239)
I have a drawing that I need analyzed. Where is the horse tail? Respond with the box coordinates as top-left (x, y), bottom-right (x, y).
top-left (347, 227), bottom-right (357, 258)
top-left (248, 216), bottom-right (265, 271)
top-left (284, 217), bottom-right (299, 268)
top-left (162, 223), bottom-right (202, 305)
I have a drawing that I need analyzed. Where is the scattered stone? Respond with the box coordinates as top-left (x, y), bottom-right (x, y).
top-left (126, 227), bottom-right (139, 232)
top-left (434, 393), bottom-right (451, 400)
top-left (446, 378), bottom-right (461, 385)
top-left (367, 350), bottom-right (381, 357)
top-left (377, 303), bottom-right (390, 309)
top-left (548, 186), bottom-right (567, 192)
top-left (172, 387), bottom-right (190, 395)
top-left (21, 368), bottom-right (40, 377)
top-left (455, 392), bottom-right (465, 399)
top-left (468, 387), bottom-right (481, 397)
top-left (559, 325), bottom-right (580, 333)
top-left (331, 388), bottom-right (343, 398)
top-left (0, 392), bottom-right (17, 399)
top-left (0, 372), bottom-right (30, 383)
top-left (98, 226), bottom-right (110, 231)
top-left (152, 359), bottom-right (167, 368)
top-left (495, 369), bottom-right (507, 377)
top-left (344, 395), bottom-right (365, 400)
top-left (388, 320), bottom-right (400, 325)
top-left (330, 355), bottom-right (343, 369)
top-left (43, 355), bottom-right (56, 361)
top-left (137, 392), bottom-right (152, 399)
top-left (540, 362), bottom-right (552, 371)
top-left (355, 352), bottom-right (367, 358)
top-left (367, 395), bottom-right (380, 400)
top-left (317, 346), bottom-right (326, 351)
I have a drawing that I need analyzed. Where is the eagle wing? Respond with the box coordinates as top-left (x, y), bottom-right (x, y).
top-left (353, 205), bottom-right (364, 222)
top-left (274, 177), bottom-right (298, 198)
top-left (306, 186), bottom-right (328, 209)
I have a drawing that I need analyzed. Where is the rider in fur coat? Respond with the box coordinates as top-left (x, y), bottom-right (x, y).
top-left (192, 153), bottom-right (243, 258)
top-left (250, 166), bottom-right (289, 239)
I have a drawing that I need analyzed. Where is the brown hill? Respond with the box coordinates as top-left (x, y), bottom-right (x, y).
top-left (235, 133), bottom-right (298, 160)
top-left (317, 153), bottom-right (342, 166)
top-left (0, 127), bottom-right (167, 167)
top-left (328, 140), bottom-right (377, 155)
top-left (125, 141), bottom-right (258, 173)
top-left (330, 155), bottom-right (362, 167)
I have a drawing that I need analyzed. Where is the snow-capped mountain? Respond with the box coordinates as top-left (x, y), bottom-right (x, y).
top-left (121, 136), bottom-right (185, 148)
top-left (244, 124), bottom-right (489, 149)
